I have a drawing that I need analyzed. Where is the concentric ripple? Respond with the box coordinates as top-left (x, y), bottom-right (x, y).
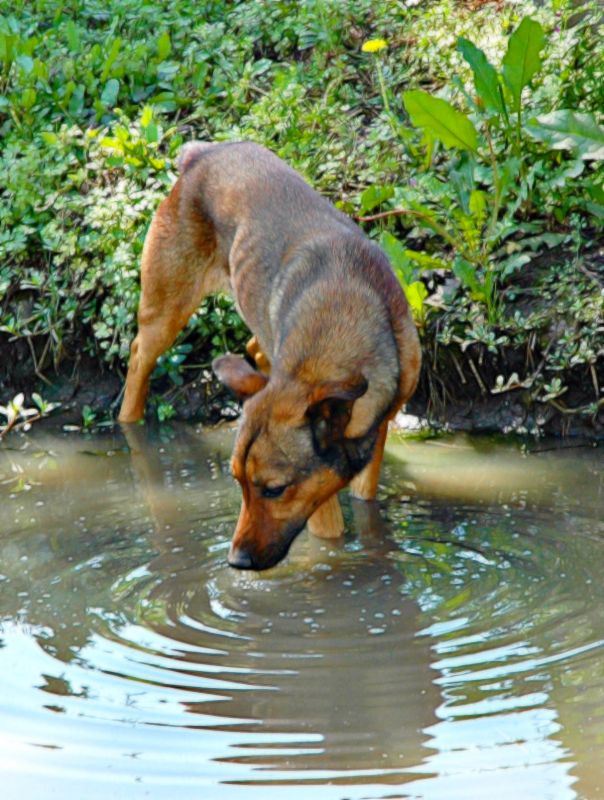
top-left (0, 426), bottom-right (603, 799)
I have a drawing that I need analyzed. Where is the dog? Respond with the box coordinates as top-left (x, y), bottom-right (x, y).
top-left (119, 141), bottom-right (421, 570)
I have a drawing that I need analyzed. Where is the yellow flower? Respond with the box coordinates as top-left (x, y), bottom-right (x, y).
top-left (362, 39), bottom-right (387, 54)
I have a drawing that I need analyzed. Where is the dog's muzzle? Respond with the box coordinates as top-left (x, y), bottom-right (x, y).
top-left (227, 522), bottom-right (305, 571)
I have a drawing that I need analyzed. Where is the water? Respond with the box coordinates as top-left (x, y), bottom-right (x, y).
top-left (0, 423), bottom-right (602, 799)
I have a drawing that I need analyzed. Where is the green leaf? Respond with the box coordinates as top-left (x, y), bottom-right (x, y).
top-left (359, 184), bottom-right (394, 213)
top-left (40, 131), bottom-right (58, 145)
top-left (502, 17), bottom-right (545, 112)
top-left (453, 256), bottom-right (483, 296)
top-left (20, 87), bottom-right (36, 110)
top-left (157, 31), bottom-right (172, 61)
top-left (380, 231), bottom-right (415, 284)
top-left (403, 90), bottom-right (478, 152)
top-left (65, 20), bottom-right (80, 52)
top-left (500, 253), bottom-right (531, 278)
top-left (585, 202), bottom-right (604, 220)
top-left (140, 105), bottom-right (153, 128)
top-left (404, 249), bottom-right (449, 271)
top-left (101, 38), bottom-right (122, 82)
top-left (449, 152), bottom-right (475, 214)
top-left (525, 110), bottom-right (604, 160)
top-left (16, 54), bottom-right (34, 74)
top-left (403, 281), bottom-right (428, 322)
top-left (457, 37), bottom-right (505, 115)
top-left (68, 83), bottom-right (84, 114)
top-left (144, 122), bottom-right (159, 143)
top-left (101, 78), bottom-right (120, 108)
top-left (469, 189), bottom-right (487, 220)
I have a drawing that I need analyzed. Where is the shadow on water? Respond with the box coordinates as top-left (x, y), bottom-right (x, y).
top-left (0, 423), bottom-right (602, 798)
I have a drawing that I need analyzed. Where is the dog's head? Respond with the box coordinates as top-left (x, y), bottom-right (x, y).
top-left (213, 354), bottom-right (373, 570)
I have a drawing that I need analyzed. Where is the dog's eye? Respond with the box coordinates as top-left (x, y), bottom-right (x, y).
top-left (261, 484), bottom-right (288, 499)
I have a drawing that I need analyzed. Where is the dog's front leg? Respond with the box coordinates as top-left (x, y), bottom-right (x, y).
top-left (349, 420), bottom-right (389, 501)
top-left (245, 336), bottom-right (271, 374)
top-left (307, 495), bottom-right (344, 539)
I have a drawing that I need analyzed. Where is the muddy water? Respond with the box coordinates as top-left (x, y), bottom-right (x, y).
top-left (0, 424), bottom-right (602, 799)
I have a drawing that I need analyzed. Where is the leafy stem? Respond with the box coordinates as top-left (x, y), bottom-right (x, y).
top-left (357, 206), bottom-right (474, 261)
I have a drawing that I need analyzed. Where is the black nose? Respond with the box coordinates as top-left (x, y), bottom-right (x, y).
top-left (228, 544), bottom-right (254, 570)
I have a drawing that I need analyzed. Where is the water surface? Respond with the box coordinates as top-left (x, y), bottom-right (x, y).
top-left (0, 424), bottom-right (602, 798)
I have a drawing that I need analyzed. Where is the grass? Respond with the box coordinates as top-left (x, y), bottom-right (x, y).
top-left (0, 0), bottom-right (602, 433)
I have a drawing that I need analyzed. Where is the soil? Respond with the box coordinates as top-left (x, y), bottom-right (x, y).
top-left (1, 333), bottom-right (601, 439)
top-left (2, 240), bottom-right (602, 438)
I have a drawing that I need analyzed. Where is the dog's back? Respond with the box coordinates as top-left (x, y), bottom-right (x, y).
top-left (120, 141), bottom-right (420, 569)
top-left (175, 141), bottom-right (418, 431)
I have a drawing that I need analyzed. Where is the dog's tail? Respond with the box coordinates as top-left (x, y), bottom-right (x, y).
top-left (177, 141), bottom-right (215, 173)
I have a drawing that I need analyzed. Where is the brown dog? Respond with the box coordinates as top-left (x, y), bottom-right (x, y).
top-left (119, 141), bottom-right (421, 570)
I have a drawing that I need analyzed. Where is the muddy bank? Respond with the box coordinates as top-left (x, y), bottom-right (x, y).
top-left (407, 346), bottom-right (604, 438)
top-left (2, 335), bottom-right (601, 438)
top-left (2, 237), bottom-right (603, 438)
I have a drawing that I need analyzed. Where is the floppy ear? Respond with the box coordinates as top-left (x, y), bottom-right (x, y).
top-left (213, 354), bottom-right (268, 399)
top-left (306, 376), bottom-right (368, 454)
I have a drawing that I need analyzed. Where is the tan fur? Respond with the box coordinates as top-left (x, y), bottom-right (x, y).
top-left (119, 141), bottom-right (421, 570)
top-left (307, 495), bottom-right (345, 539)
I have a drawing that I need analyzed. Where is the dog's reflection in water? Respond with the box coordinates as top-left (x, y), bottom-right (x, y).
top-left (122, 422), bottom-right (439, 781)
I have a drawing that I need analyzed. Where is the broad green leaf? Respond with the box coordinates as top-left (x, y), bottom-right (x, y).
top-left (380, 231), bottom-right (415, 284)
top-left (157, 31), bottom-right (172, 61)
top-left (40, 131), bottom-right (58, 145)
top-left (15, 53), bottom-right (33, 74)
top-left (405, 250), bottom-right (449, 270)
top-left (359, 184), bottom-right (394, 213)
top-left (101, 38), bottom-right (122, 82)
top-left (101, 78), bottom-right (120, 107)
top-left (457, 37), bottom-right (505, 115)
top-left (587, 183), bottom-right (604, 204)
top-left (0, 33), bottom-right (15, 68)
top-left (65, 19), bottom-right (80, 52)
top-left (585, 202), bottom-right (604, 220)
top-left (21, 87), bottom-right (36, 109)
top-left (502, 17), bottom-right (545, 112)
top-left (144, 121), bottom-right (159, 143)
top-left (453, 256), bottom-right (482, 296)
top-left (525, 110), bottom-right (604, 160)
top-left (403, 90), bottom-right (478, 152)
top-left (140, 104), bottom-right (153, 128)
top-left (403, 281), bottom-right (428, 322)
top-left (469, 189), bottom-right (487, 220)
top-left (500, 252), bottom-right (531, 278)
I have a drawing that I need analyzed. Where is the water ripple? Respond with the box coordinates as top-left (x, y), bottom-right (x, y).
top-left (0, 428), bottom-right (603, 798)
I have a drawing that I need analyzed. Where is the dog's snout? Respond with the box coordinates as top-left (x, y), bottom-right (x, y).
top-left (228, 544), bottom-right (254, 570)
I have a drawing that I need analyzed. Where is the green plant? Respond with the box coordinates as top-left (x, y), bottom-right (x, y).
top-left (81, 404), bottom-right (97, 428)
top-left (0, 392), bottom-right (60, 439)
top-left (0, 0), bottom-right (601, 432)
top-left (360, 14), bottom-right (604, 324)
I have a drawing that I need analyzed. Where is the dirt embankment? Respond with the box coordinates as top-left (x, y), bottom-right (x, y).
top-left (2, 244), bottom-right (603, 438)
top-left (2, 336), bottom-right (602, 439)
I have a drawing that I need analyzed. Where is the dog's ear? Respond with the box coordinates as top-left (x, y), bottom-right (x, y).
top-left (306, 376), bottom-right (368, 454)
top-left (213, 354), bottom-right (268, 399)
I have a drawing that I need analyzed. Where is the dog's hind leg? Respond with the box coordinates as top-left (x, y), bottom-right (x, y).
top-left (119, 287), bottom-right (205, 423)
top-left (119, 199), bottom-right (219, 422)
top-left (307, 495), bottom-right (344, 539)
top-left (349, 419), bottom-right (389, 501)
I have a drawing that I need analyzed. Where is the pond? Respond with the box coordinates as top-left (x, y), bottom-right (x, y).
top-left (0, 424), bottom-right (602, 799)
